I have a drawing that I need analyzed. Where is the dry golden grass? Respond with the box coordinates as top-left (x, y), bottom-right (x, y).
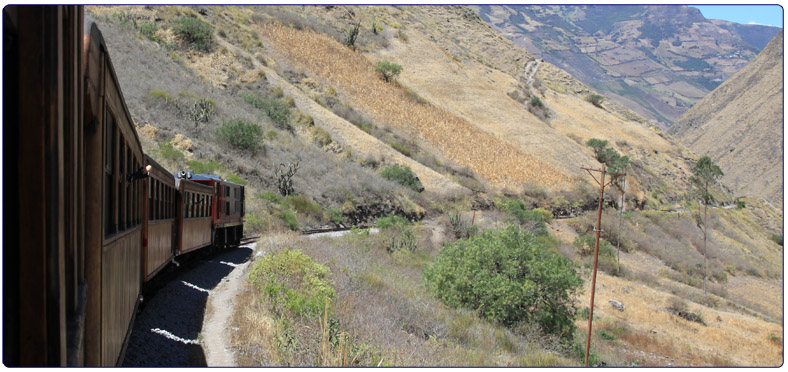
top-left (576, 271), bottom-right (783, 366)
top-left (256, 23), bottom-right (573, 190)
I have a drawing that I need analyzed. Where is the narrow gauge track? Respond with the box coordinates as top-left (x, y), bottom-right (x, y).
top-left (123, 242), bottom-right (255, 367)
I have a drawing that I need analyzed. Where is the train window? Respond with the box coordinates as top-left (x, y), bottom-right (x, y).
top-left (226, 185), bottom-right (230, 197)
top-left (104, 113), bottom-right (116, 237)
top-left (118, 135), bottom-right (125, 230)
top-left (226, 201), bottom-right (230, 216)
top-left (148, 178), bottom-right (153, 220)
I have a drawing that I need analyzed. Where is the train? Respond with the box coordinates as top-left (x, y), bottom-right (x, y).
top-left (3, 6), bottom-right (245, 366)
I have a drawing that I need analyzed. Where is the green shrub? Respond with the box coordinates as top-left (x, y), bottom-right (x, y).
top-left (257, 191), bottom-right (283, 204)
top-left (573, 234), bottom-right (614, 257)
top-left (279, 209), bottom-right (299, 231)
top-left (529, 96), bottom-right (544, 108)
top-left (171, 16), bottom-right (213, 51)
top-left (376, 214), bottom-right (410, 229)
top-left (243, 93), bottom-right (292, 130)
top-left (380, 164), bottom-right (423, 192)
top-left (157, 142), bottom-right (184, 162)
top-left (215, 119), bottom-right (264, 151)
top-left (390, 142), bottom-right (412, 157)
top-left (139, 21), bottom-right (159, 42)
top-left (586, 94), bottom-right (604, 108)
top-left (374, 60), bottom-right (403, 83)
top-left (424, 225), bottom-right (582, 338)
top-left (224, 173), bottom-right (247, 186)
top-left (149, 89), bottom-right (173, 102)
top-left (499, 199), bottom-right (550, 235)
top-left (248, 249), bottom-right (334, 317)
top-left (286, 195), bottom-right (323, 220)
top-left (327, 207), bottom-right (346, 226)
top-left (188, 159), bottom-right (224, 174)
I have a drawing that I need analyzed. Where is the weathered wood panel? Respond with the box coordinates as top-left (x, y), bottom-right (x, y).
top-left (100, 230), bottom-right (141, 366)
top-left (144, 219), bottom-right (173, 281)
top-left (180, 217), bottom-right (212, 254)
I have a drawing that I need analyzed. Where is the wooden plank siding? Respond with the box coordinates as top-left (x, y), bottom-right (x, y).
top-left (145, 219), bottom-right (173, 280)
top-left (100, 230), bottom-right (141, 365)
top-left (179, 217), bottom-right (212, 254)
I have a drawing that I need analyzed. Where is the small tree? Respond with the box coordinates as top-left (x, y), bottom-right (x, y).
top-left (424, 225), bottom-right (582, 339)
top-left (275, 162), bottom-right (299, 196)
top-left (375, 61), bottom-right (403, 83)
top-left (691, 156), bottom-right (723, 301)
top-left (344, 22), bottom-right (360, 50)
top-left (585, 138), bottom-right (629, 173)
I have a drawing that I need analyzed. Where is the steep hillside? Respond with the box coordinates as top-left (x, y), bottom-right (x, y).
top-left (87, 5), bottom-right (782, 367)
top-left (475, 5), bottom-right (780, 126)
top-left (272, 5), bottom-right (699, 208)
top-left (671, 31), bottom-right (784, 206)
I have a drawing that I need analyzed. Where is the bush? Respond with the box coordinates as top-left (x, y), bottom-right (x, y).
top-left (248, 249), bottom-right (334, 317)
top-left (375, 214), bottom-right (410, 229)
top-left (280, 209), bottom-right (299, 231)
top-left (424, 225), bottom-right (582, 339)
top-left (243, 93), bottom-right (292, 130)
top-left (380, 164), bottom-right (424, 192)
top-left (529, 96), bottom-right (544, 108)
top-left (171, 16), bottom-right (213, 52)
top-left (215, 119), bottom-right (264, 151)
top-left (586, 94), bottom-right (604, 108)
top-left (188, 159), bottom-right (224, 174)
top-left (286, 195), bottom-right (323, 220)
top-left (139, 21), bottom-right (159, 42)
top-left (499, 199), bottom-right (550, 235)
top-left (374, 61), bottom-right (403, 83)
top-left (771, 234), bottom-right (783, 246)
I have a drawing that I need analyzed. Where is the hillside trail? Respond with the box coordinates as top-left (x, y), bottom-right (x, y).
top-left (201, 243), bottom-right (256, 367)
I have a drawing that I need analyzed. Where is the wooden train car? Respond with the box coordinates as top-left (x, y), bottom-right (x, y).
top-left (174, 178), bottom-right (214, 255)
top-left (4, 6), bottom-right (148, 366)
top-left (189, 174), bottom-right (245, 248)
top-left (142, 155), bottom-right (176, 281)
top-left (3, 5), bottom-right (86, 367)
top-left (3, 6), bottom-right (246, 367)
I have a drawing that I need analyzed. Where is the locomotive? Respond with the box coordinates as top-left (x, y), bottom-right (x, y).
top-left (3, 6), bottom-right (245, 366)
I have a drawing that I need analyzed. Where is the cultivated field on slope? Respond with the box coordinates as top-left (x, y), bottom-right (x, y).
top-left (256, 23), bottom-right (573, 190)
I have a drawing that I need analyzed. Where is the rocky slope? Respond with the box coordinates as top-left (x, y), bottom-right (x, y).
top-left (475, 5), bottom-right (781, 126)
top-left (671, 31), bottom-right (784, 206)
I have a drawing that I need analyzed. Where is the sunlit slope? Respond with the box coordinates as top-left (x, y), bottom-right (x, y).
top-left (671, 30), bottom-right (784, 206)
top-left (256, 22), bottom-right (575, 191)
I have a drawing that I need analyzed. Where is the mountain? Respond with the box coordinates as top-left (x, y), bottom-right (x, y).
top-left (474, 5), bottom-right (781, 126)
top-left (87, 5), bottom-right (783, 367)
top-left (670, 30), bottom-right (784, 206)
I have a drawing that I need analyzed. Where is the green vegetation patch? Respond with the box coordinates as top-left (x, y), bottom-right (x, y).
top-left (424, 225), bottom-right (582, 339)
top-left (249, 249), bottom-right (334, 317)
top-left (171, 16), bottom-right (214, 52)
top-left (215, 119), bottom-right (264, 152)
top-left (243, 93), bottom-right (292, 130)
top-left (380, 164), bottom-right (423, 192)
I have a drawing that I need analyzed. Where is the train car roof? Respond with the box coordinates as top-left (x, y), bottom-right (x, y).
top-left (175, 172), bottom-right (244, 186)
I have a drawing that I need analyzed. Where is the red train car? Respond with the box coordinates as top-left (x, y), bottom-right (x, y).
top-left (178, 173), bottom-right (244, 248)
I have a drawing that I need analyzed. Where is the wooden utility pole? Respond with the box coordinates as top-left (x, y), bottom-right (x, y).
top-left (582, 166), bottom-right (625, 367)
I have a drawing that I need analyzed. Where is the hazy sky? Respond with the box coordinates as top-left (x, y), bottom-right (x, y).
top-left (690, 5), bottom-right (783, 27)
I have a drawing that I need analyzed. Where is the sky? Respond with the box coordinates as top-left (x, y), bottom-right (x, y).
top-left (690, 5), bottom-right (783, 28)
